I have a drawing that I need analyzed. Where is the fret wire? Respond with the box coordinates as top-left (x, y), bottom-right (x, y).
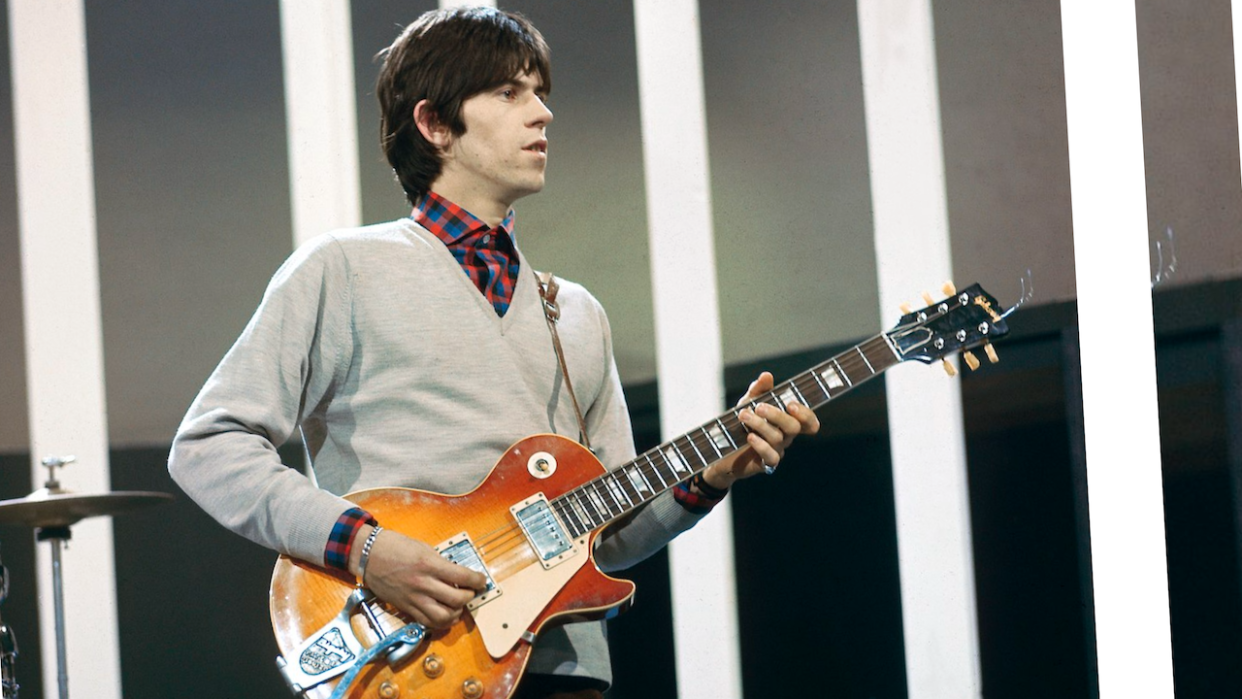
top-left (668, 442), bottom-right (693, 476)
top-left (645, 452), bottom-right (672, 488)
top-left (561, 491), bottom-right (586, 534)
top-left (730, 414), bottom-right (750, 444)
top-left (578, 489), bottom-right (603, 528)
top-left (682, 434), bottom-right (708, 469)
top-left (715, 418), bottom-right (739, 450)
top-left (808, 373), bottom-right (831, 402)
top-left (584, 481), bottom-right (609, 518)
top-left (853, 345), bottom-right (875, 374)
top-left (865, 335), bottom-right (899, 367)
top-left (596, 476), bottom-right (622, 514)
top-left (633, 459), bottom-right (658, 496)
top-left (793, 375), bottom-right (821, 405)
top-left (733, 408), bottom-right (751, 435)
top-left (553, 497), bottom-right (584, 538)
top-left (667, 444), bottom-right (692, 478)
top-left (610, 472), bottom-right (636, 508)
top-left (549, 496), bottom-right (572, 531)
top-left (768, 390), bottom-right (786, 411)
top-left (809, 365), bottom-right (832, 400)
top-left (571, 491), bottom-right (598, 529)
top-left (788, 380), bottom-right (808, 407)
top-left (700, 425), bottom-right (723, 460)
top-left (611, 469), bottom-right (638, 507)
top-left (699, 427), bottom-right (724, 461)
top-left (831, 358), bottom-right (853, 387)
top-left (586, 479), bottom-right (613, 517)
top-left (620, 464), bottom-right (647, 503)
top-left (583, 484), bottom-right (609, 520)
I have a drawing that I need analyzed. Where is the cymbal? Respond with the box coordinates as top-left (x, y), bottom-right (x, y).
top-left (0, 488), bottom-right (174, 528)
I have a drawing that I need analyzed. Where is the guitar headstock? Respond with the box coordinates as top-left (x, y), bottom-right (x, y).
top-left (886, 282), bottom-right (1009, 374)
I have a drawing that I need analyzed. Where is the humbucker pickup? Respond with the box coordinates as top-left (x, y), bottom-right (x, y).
top-left (511, 494), bottom-right (576, 570)
top-left (436, 534), bottom-right (501, 611)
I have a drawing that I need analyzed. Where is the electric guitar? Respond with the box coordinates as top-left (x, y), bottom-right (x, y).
top-left (270, 281), bottom-right (1012, 699)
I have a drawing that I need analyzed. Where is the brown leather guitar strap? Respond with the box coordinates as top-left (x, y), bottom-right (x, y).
top-left (535, 271), bottom-right (592, 451)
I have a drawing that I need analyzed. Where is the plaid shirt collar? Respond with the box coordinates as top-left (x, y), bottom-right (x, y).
top-left (412, 191), bottom-right (516, 246)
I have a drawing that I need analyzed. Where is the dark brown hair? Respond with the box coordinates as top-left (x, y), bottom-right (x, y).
top-left (376, 7), bottom-right (552, 205)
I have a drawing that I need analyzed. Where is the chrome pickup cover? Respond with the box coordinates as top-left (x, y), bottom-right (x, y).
top-left (436, 533), bottom-right (501, 611)
top-left (510, 494), bottom-right (576, 570)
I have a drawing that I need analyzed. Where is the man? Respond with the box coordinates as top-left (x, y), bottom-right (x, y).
top-left (169, 7), bottom-right (818, 699)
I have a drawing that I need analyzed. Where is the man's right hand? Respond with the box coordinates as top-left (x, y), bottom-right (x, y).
top-left (348, 525), bottom-right (489, 629)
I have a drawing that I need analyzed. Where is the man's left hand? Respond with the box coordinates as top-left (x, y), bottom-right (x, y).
top-left (701, 371), bottom-right (820, 490)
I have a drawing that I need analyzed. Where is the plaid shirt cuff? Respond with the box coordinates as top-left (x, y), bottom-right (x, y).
top-left (324, 507), bottom-right (378, 572)
top-left (674, 472), bottom-right (729, 514)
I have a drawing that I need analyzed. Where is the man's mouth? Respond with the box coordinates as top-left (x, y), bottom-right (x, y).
top-left (524, 140), bottom-right (548, 154)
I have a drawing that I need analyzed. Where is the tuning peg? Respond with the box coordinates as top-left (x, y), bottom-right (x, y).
top-left (962, 350), bottom-right (980, 371)
top-left (984, 343), bottom-right (999, 364)
top-left (942, 281), bottom-right (957, 296)
top-left (922, 291), bottom-right (935, 305)
top-left (899, 302), bottom-right (913, 314)
top-left (941, 358), bottom-right (957, 377)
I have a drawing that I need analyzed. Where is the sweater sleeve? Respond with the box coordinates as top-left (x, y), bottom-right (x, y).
top-left (580, 300), bottom-right (713, 573)
top-left (167, 235), bottom-right (360, 567)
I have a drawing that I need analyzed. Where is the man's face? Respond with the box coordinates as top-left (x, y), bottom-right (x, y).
top-left (439, 71), bottom-right (553, 210)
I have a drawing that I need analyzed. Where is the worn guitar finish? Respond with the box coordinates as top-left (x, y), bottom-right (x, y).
top-left (271, 434), bottom-right (628, 699)
top-left (270, 282), bottom-right (1011, 699)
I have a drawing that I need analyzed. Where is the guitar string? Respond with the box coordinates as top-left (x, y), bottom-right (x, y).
top-left (360, 337), bottom-right (901, 631)
top-left (466, 336), bottom-right (893, 557)
top-left (467, 337), bottom-right (893, 560)
top-left (464, 337), bottom-right (895, 562)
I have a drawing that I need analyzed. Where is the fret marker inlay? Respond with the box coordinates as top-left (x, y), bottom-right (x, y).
top-left (665, 446), bottom-right (689, 473)
top-left (627, 467), bottom-right (651, 494)
top-left (820, 366), bottom-right (845, 389)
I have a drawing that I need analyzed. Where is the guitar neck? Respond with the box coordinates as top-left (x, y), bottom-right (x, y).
top-left (549, 333), bottom-right (901, 537)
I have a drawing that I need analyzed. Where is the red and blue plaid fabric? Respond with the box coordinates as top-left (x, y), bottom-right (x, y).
top-left (414, 192), bottom-right (521, 316)
top-left (674, 472), bottom-right (729, 514)
top-left (324, 506), bottom-right (377, 572)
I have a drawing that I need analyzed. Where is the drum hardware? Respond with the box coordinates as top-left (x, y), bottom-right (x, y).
top-left (1, 541), bottom-right (17, 699)
top-left (0, 455), bottom-right (173, 699)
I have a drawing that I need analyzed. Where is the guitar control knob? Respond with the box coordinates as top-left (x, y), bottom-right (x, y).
top-left (963, 351), bottom-right (980, 371)
top-left (941, 359), bottom-right (957, 377)
top-left (984, 343), bottom-right (999, 364)
top-left (423, 654), bottom-right (445, 678)
top-left (462, 677), bottom-right (485, 699)
top-left (378, 680), bottom-right (400, 699)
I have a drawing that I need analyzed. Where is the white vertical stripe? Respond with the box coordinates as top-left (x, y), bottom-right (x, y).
top-left (8, 2), bottom-right (122, 698)
top-left (857, 2), bottom-right (982, 697)
top-left (280, 0), bottom-right (362, 247)
top-left (1061, 3), bottom-right (1175, 697)
top-left (633, 2), bottom-right (741, 699)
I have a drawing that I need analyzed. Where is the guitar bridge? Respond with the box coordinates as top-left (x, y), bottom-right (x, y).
top-left (436, 533), bottom-right (501, 611)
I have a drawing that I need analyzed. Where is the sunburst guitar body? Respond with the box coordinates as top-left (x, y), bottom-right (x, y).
top-left (271, 434), bottom-right (634, 699)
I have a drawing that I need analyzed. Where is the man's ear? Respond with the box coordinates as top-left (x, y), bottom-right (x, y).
top-left (413, 100), bottom-right (451, 149)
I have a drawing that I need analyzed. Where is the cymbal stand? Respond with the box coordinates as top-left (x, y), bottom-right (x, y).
top-left (35, 456), bottom-right (74, 699)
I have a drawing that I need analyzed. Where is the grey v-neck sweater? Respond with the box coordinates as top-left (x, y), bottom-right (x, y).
top-left (169, 219), bottom-right (708, 682)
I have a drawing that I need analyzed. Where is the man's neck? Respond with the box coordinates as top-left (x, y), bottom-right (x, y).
top-left (425, 185), bottom-right (512, 228)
